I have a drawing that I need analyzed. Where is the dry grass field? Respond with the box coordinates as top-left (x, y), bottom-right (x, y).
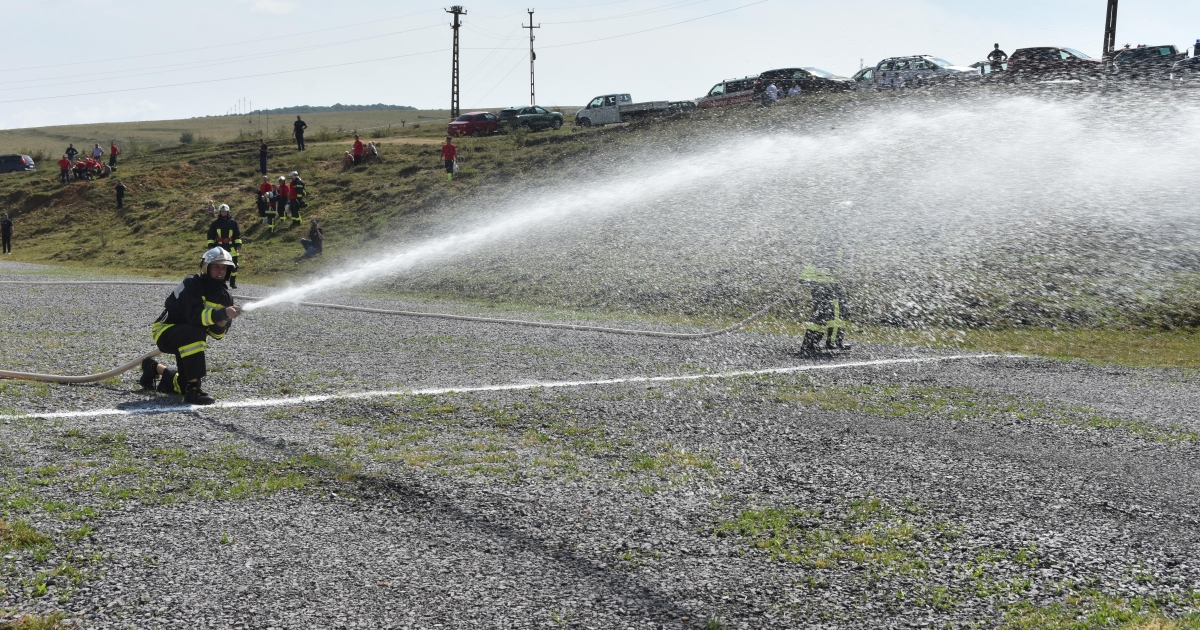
top-left (0, 108), bottom-right (467, 160)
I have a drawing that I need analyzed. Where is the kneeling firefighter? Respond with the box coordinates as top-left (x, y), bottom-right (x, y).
top-left (206, 204), bottom-right (242, 289)
top-left (799, 264), bottom-right (850, 356)
top-left (140, 247), bottom-right (241, 405)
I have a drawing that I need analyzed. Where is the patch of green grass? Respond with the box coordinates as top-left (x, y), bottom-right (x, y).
top-left (766, 379), bottom-right (1198, 443)
top-left (0, 612), bottom-right (68, 630)
top-left (1003, 591), bottom-right (1200, 629)
top-left (0, 519), bottom-right (50, 550)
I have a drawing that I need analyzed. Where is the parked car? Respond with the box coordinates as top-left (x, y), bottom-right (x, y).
top-left (697, 76), bottom-right (758, 108)
top-left (447, 111), bottom-right (501, 137)
top-left (850, 67), bottom-right (876, 90)
top-left (0, 154), bottom-right (35, 174)
top-left (1112, 45), bottom-right (1187, 78)
top-left (497, 105), bottom-right (563, 131)
top-left (873, 55), bottom-right (976, 88)
top-left (1171, 56), bottom-right (1200, 80)
top-left (574, 94), bottom-right (670, 127)
top-left (753, 68), bottom-right (854, 95)
top-left (970, 60), bottom-right (1007, 76)
top-left (1007, 47), bottom-right (1103, 78)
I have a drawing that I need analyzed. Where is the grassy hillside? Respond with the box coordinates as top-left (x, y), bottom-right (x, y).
top-left (0, 107), bottom-right (633, 282)
top-left (0, 108), bottom-right (458, 161)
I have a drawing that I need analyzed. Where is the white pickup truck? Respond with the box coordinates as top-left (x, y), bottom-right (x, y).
top-left (574, 93), bottom-right (671, 127)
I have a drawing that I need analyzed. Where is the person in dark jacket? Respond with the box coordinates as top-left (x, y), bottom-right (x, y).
top-left (258, 140), bottom-right (268, 175)
top-left (65, 144), bottom-right (78, 164)
top-left (115, 180), bottom-right (127, 210)
top-left (206, 204), bottom-right (242, 288)
top-left (293, 115), bottom-right (307, 151)
top-left (140, 247), bottom-right (241, 405)
top-left (1, 213), bottom-right (12, 255)
top-left (301, 218), bottom-right (323, 257)
top-left (287, 171), bottom-right (306, 225)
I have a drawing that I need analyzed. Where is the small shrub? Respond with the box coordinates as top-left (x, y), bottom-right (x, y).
top-left (179, 132), bottom-right (194, 144)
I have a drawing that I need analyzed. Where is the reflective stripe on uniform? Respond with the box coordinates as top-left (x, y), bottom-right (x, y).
top-left (178, 340), bottom-right (207, 358)
top-left (201, 308), bottom-right (214, 327)
top-left (151, 322), bottom-right (174, 343)
top-left (171, 372), bottom-right (181, 394)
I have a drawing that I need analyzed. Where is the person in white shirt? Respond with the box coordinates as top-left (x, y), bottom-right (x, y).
top-left (787, 83), bottom-right (802, 98)
top-left (764, 82), bottom-right (778, 106)
top-left (91, 144), bottom-right (104, 160)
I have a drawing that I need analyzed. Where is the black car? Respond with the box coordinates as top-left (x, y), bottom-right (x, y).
top-left (497, 105), bottom-right (563, 131)
top-left (1113, 45), bottom-right (1187, 78)
top-left (0, 154), bottom-right (35, 174)
top-left (753, 67), bottom-right (854, 95)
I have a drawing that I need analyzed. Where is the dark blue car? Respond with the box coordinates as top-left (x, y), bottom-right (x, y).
top-left (0, 154), bottom-right (35, 174)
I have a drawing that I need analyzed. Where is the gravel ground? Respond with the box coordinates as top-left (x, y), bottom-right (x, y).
top-left (1, 263), bottom-right (1198, 629)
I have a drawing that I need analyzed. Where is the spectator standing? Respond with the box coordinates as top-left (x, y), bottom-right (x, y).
top-left (91, 143), bottom-right (104, 161)
top-left (58, 155), bottom-right (71, 184)
top-left (109, 142), bottom-right (119, 170)
top-left (293, 115), bottom-right (307, 151)
top-left (988, 44), bottom-right (1008, 72)
top-left (115, 180), bottom-right (127, 210)
top-left (300, 218), bottom-right (323, 257)
top-left (441, 136), bottom-right (457, 181)
top-left (764, 82), bottom-right (779, 106)
top-left (352, 134), bottom-right (364, 166)
top-left (258, 140), bottom-right (268, 175)
top-left (65, 144), bottom-right (78, 164)
top-left (1, 213), bottom-right (11, 255)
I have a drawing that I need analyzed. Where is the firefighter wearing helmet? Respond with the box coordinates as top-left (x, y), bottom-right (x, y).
top-left (206, 203), bottom-right (242, 289)
top-left (139, 247), bottom-right (241, 405)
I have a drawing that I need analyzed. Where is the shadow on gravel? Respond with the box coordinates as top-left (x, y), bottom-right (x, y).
top-left (197, 414), bottom-right (700, 623)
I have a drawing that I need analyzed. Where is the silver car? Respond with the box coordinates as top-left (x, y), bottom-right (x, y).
top-left (872, 55), bottom-right (977, 88)
top-left (1171, 56), bottom-right (1200, 80)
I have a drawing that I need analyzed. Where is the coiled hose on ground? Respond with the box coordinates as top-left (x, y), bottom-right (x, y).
top-left (0, 280), bottom-right (797, 383)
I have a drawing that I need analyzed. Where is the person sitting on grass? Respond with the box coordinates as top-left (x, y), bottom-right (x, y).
top-left (300, 218), bottom-right (323, 258)
top-left (341, 151), bottom-right (354, 169)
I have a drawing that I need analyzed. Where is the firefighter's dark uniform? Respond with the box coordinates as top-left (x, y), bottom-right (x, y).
top-left (151, 274), bottom-right (233, 394)
top-left (799, 265), bottom-right (850, 356)
top-left (207, 215), bottom-right (242, 285)
top-left (288, 175), bottom-right (307, 224)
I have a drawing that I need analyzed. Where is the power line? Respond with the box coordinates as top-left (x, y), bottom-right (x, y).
top-left (0, 49), bottom-right (445, 105)
top-left (0, 24), bottom-right (444, 92)
top-left (0, 9), bottom-right (443, 74)
top-left (0, 0), bottom-right (770, 105)
top-left (541, 0), bottom-right (769, 49)
top-left (541, 0), bottom-right (715, 24)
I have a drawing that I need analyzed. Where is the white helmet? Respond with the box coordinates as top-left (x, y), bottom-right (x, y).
top-left (200, 246), bottom-right (237, 274)
top-left (217, 204), bottom-right (230, 214)
top-left (289, 171), bottom-right (299, 178)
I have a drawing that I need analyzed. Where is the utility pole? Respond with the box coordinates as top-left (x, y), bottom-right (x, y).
top-left (523, 9), bottom-right (540, 106)
top-left (447, 5), bottom-right (466, 119)
top-left (1102, 0), bottom-right (1118, 63)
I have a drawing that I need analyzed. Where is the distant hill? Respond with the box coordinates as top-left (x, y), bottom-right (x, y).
top-left (245, 104), bottom-right (417, 115)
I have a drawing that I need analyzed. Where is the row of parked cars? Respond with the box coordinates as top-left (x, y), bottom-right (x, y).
top-left (448, 42), bottom-right (1197, 136)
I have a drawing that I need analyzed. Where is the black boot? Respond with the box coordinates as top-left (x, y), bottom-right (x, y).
top-left (229, 277), bottom-right (238, 289)
top-left (138, 358), bottom-right (159, 390)
top-left (800, 331), bottom-right (823, 358)
top-left (184, 381), bottom-right (215, 405)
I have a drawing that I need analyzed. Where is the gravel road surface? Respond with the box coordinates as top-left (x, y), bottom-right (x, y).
top-left (1, 263), bottom-right (1197, 629)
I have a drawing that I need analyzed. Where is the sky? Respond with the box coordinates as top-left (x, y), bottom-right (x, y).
top-left (2, 0), bottom-right (1197, 129)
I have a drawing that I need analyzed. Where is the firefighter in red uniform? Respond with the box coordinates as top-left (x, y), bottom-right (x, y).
top-left (139, 247), bottom-right (241, 405)
top-left (206, 204), bottom-right (242, 289)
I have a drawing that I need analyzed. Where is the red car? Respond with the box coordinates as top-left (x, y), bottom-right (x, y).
top-left (447, 111), bottom-right (500, 137)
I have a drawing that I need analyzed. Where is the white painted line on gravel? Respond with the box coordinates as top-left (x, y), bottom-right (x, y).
top-left (1, 354), bottom-right (1011, 421)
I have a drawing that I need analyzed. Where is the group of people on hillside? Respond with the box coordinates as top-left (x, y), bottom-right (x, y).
top-left (59, 142), bottom-right (118, 183)
top-left (255, 171), bottom-right (308, 233)
top-left (342, 134), bottom-right (381, 168)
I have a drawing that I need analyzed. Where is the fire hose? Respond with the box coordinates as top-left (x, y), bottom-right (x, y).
top-left (0, 280), bottom-right (800, 384)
